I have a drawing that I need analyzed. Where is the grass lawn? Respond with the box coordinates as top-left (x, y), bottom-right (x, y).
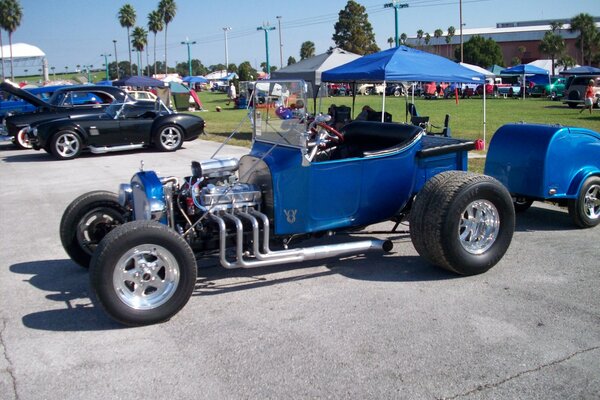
top-left (191, 90), bottom-right (600, 172)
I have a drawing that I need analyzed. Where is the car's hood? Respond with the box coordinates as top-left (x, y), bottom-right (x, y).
top-left (0, 82), bottom-right (49, 108)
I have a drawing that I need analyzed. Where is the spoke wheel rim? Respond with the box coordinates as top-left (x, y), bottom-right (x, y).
top-left (55, 133), bottom-right (80, 157)
top-left (584, 183), bottom-right (600, 220)
top-left (113, 244), bottom-right (180, 310)
top-left (458, 200), bottom-right (500, 255)
top-left (17, 129), bottom-right (32, 149)
top-left (159, 126), bottom-right (182, 150)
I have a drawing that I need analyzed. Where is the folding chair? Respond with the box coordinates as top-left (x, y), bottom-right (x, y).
top-left (428, 114), bottom-right (451, 137)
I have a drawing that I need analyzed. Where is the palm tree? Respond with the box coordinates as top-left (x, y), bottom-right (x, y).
top-left (416, 29), bottom-right (424, 48)
top-left (446, 26), bottom-right (456, 58)
top-left (539, 29), bottom-right (565, 76)
top-left (424, 33), bottom-right (431, 49)
top-left (300, 41), bottom-right (315, 60)
top-left (118, 4), bottom-right (136, 76)
top-left (0, 0), bottom-right (23, 81)
top-left (147, 10), bottom-right (163, 76)
top-left (158, 0), bottom-right (177, 74)
top-left (433, 28), bottom-right (443, 54)
top-left (131, 26), bottom-right (148, 76)
top-left (387, 37), bottom-right (394, 48)
top-left (570, 13), bottom-right (596, 65)
top-left (0, 0), bottom-right (6, 80)
top-left (400, 33), bottom-right (407, 45)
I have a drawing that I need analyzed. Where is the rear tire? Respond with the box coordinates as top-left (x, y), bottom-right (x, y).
top-left (60, 191), bottom-right (127, 268)
top-left (410, 171), bottom-right (515, 275)
top-left (568, 176), bottom-right (600, 228)
top-left (90, 221), bottom-right (197, 326)
top-left (513, 197), bottom-right (533, 213)
top-left (155, 124), bottom-right (183, 152)
top-left (51, 130), bottom-right (82, 160)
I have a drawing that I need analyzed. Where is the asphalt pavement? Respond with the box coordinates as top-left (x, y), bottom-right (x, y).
top-left (1, 139), bottom-right (599, 400)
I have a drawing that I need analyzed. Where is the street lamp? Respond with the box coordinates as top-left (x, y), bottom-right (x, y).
top-left (181, 38), bottom-right (196, 77)
top-left (222, 27), bottom-right (231, 74)
top-left (459, 0), bottom-right (464, 62)
top-left (276, 16), bottom-right (283, 68)
top-left (101, 53), bottom-right (112, 80)
top-left (384, 1), bottom-right (409, 47)
top-left (113, 40), bottom-right (119, 79)
top-left (257, 23), bottom-right (276, 76)
top-left (51, 66), bottom-right (56, 80)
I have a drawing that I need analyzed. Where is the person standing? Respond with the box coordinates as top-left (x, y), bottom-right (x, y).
top-left (226, 83), bottom-right (236, 106)
top-left (580, 79), bottom-right (595, 114)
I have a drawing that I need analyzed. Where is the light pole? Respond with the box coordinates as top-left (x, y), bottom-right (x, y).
top-left (222, 27), bottom-right (231, 74)
top-left (113, 40), bottom-right (119, 79)
top-left (51, 66), bottom-right (56, 80)
top-left (459, 0), bottom-right (463, 62)
top-left (276, 16), bottom-right (283, 68)
top-left (384, 1), bottom-right (409, 47)
top-left (101, 53), bottom-right (112, 80)
top-left (257, 24), bottom-right (276, 76)
top-left (181, 38), bottom-right (196, 77)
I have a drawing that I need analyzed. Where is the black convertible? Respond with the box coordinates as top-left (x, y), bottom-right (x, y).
top-left (27, 101), bottom-right (205, 160)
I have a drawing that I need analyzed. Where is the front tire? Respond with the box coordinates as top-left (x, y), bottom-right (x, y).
top-left (155, 124), bottom-right (183, 152)
top-left (51, 130), bottom-right (82, 159)
top-left (410, 171), bottom-right (515, 275)
top-left (15, 128), bottom-right (33, 149)
top-left (60, 191), bottom-right (127, 268)
top-left (568, 176), bottom-right (600, 228)
top-left (90, 221), bottom-right (197, 326)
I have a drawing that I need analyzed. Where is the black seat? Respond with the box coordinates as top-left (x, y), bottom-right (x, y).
top-left (334, 121), bottom-right (423, 158)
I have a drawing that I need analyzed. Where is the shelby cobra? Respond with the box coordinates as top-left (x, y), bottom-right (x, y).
top-left (27, 101), bottom-right (205, 159)
top-left (0, 82), bottom-right (132, 149)
top-left (61, 80), bottom-right (515, 326)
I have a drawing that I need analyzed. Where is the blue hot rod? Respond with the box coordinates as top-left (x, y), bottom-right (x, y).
top-left (61, 80), bottom-right (515, 326)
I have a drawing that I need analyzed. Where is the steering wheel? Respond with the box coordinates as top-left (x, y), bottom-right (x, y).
top-left (306, 117), bottom-right (344, 162)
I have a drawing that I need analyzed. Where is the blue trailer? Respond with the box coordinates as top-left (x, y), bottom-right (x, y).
top-left (485, 123), bottom-right (600, 228)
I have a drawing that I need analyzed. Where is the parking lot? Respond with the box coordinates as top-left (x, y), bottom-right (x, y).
top-left (1, 139), bottom-right (599, 400)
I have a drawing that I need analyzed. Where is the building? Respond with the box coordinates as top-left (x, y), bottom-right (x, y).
top-left (405, 17), bottom-right (600, 68)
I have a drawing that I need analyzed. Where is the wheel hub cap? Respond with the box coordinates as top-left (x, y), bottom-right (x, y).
top-left (584, 184), bottom-right (600, 220)
top-left (458, 200), bottom-right (500, 255)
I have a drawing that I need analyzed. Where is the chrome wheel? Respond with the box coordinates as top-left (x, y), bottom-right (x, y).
top-left (583, 183), bottom-right (600, 220)
top-left (76, 209), bottom-right (123, 257)
top-left (158, 126), bottom-right (182, 151)
top-left (458, 199), bottom-right (500, 255)
top-left (54, 132), bottom-right (81, 158)
top-left (113, 244), bottom-right (180, 310)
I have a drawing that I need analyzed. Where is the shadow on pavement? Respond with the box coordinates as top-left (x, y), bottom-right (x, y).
top-left (514, 203), bottom-right (580, 232)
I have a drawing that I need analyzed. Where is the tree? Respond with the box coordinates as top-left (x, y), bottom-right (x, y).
top-left (147, 10), bottom-right (163, 76)
top-left (433, 28), bottom-right (443, 54)
top-left (158, 0), bottom-right (177, 74)
top-left (387, 37), bottom-right (394, 48)
top-left (131, 26), bottom-right (148, 76)
top-left (0, 0), bottom-right (23, 81)
top-left (416, 29), bottom-right (424, 48)
top-left (400, 33), bottom-right (407, 45)
top-left (570, 13), bottom-right (598, 65)
top-left (424, 33), bottom-right (431, 49)
top-left (237, 61), bottom-right (257, 82)
top-left (557, 55), bottom-right (576, 70)
top-left (332, 0), bottom-right (379, 55)
top-left (227, 63), bottom-right (238, 74)
top-left (118, 4), bottom-right (136, 76)
top-left (446, 26), bottom-right (456, 58)
top-left (300, 41), bottom-right (315, 60)
top-left (287, 56), bottom-right (297, 66)
top-left (0, 0), bottom-right (6, 80)
top-left (459, 35), bottom-right (503, 68)
top-left (539, 25), bottom-right (566, 75)
top-left (209, 63), bottom-right (226, 72)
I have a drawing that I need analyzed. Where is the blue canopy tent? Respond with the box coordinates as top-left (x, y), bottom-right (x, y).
top-left (321, 45), bottom-right (489, 143)
top-left (559, 66), bottom-right (600, 75)
top-left (112, 75), bottom-right (166, 88)
top-left (219, 72), bottom-right (239, 81)
top-left (500, 64), bottom-right (549, 100)
top-left (182, 75), bottom-right (208, 84)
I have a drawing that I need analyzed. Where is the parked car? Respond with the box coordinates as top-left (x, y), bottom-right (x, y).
top-left (530, 77), bottom-right (566, 99)
top-left (128, 90), bottom-right (158, 101)
top-left (0, 84), bottom-right (69, 120)
top-left (357, 83), bottom-right (384, 95)
top-left (27, 100), bottom-right (204, 160)
top-left (60, 79), bottom-right (515, 326)
top-left (384, 83), bottom-right (406, 97)
top-left (0, 82), bottom-right (133, 149)
top-left (563, 75), bottom-right (600, 108)
top-left (485, 123), bottom-right (599, 228)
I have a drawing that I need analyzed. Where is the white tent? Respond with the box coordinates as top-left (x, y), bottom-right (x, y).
top-left (0, 43), bottom-right (48, 80)
top-left (459, 62), bottom-right (495, 77)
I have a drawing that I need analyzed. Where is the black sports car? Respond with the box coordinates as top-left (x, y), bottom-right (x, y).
top-left (27, 101), bottom-right (205, 160)
top-left (0, 82), bottom-right (132, 149)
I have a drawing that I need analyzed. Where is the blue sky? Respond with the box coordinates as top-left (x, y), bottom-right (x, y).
top-left (5, 0), bottom-right (600, 77)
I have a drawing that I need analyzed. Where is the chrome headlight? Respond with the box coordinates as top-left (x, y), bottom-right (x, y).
top-left (118, 183), bottom-right (133, 208)
top-left (30, 127), bottom-right (38, 137)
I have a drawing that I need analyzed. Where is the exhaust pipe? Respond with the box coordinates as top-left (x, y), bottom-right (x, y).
top-left (209, 212), bottom-right (392, 269)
